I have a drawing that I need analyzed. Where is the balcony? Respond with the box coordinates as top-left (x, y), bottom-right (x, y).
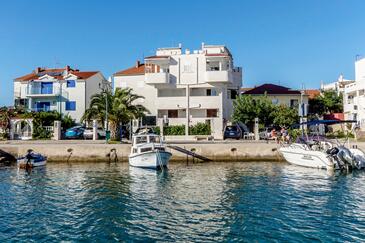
top-left (205, 70), bottom-right (233, 83)
top-left (145, 72), bottom-right (170, 84)
top-left (26, 86), bottom-right (61, 97)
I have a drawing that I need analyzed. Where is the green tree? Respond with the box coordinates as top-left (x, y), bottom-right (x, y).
top-left (232, 94), bottom-right (275, 127)
top-left (309, 90), bottom-right (343, 116)
top-left (271, 105), bottom-right (299, 127)
top-left (232, 94), bottom-right (299, 128)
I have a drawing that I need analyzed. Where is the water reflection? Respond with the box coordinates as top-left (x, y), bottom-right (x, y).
top-left (0, 162), bottom-right (365, 242)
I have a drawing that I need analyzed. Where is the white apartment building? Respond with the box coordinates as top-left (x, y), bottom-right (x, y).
top-left (321, 74), bottom-right (355, 95)
top-left (14, 66), bottom-right (106, 122)
top-left (344, 57), bottom-right (365, 129)
top-left (113, 43), bottom-right (243, 139)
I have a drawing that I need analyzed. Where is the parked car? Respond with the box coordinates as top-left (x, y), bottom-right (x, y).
top-left (64, 126), bottom-right (85, 139)
top-left (83, 127), bottom-right (106, 139)
top-left (223, 125), bottom-right (242, 140)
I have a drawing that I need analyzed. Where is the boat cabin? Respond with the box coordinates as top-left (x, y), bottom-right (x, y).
top-left (131, 134), bottom-right (166, 154)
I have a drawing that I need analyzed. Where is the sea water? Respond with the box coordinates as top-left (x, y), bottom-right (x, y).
top-left (0, 162), bottom-right (364, 242)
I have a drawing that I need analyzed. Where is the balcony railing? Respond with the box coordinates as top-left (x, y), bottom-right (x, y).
top-left (31, 107), bottom-right (53, 112)
top-left (26, 86), bottom-right (60, 96)
top-left (145, 72), bottom-right (170, 84)
top-left (205, 70), bottom-right (232, 83)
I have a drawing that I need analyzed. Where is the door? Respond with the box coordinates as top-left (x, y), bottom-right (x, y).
top-left (41, 82), bottom-right (53, 94)
top-left (36, 102), bottom-right (51, 111)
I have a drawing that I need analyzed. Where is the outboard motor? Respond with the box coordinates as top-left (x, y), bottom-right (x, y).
top-left (337, 146), bottom-right (355, 171)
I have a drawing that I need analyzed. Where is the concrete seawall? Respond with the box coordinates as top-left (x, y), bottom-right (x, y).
top-left (0, 141), bottom-right (285, 162)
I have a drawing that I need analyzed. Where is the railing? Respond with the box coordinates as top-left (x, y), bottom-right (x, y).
top-left (31, 107), bottom-right (53, 112)
top-left (145, 72), bottom-right (170, 84)
top-left (26, 86), bottom-right (60, 96)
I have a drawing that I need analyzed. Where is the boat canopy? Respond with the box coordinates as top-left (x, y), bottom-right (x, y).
top-left (292, 120), bottom-right (357, 128)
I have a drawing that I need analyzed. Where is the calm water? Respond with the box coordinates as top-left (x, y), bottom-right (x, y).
top-left (1, 162), bottom-right (365, 242)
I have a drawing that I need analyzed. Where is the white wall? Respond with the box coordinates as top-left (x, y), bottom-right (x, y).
top-left (355, 58), bottom-right (365, 82)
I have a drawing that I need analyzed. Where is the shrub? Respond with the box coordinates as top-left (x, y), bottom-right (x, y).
top-left (163, 125), bottom-right (185, 135)
top-left (189, 122), bottom-right (211, 135)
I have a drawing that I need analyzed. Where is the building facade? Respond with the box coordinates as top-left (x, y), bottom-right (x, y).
top-left (242, 83), bottom-right (308, 108)
top-left (321, 74), bottom-right (355, 95)
top-left (344, 57), bottom-right (365, 129)
top-left (113, 43), bottom-right (243, 139)
top-left (14, 66), bottom-right (106, 122)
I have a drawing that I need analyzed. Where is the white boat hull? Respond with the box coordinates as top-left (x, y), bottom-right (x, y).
top-left (17, 158), bottom-right (47, 169)
top-left (279, 146), bottom-right (334, 170)
top-left (129, 151), bottom-right (172, 169)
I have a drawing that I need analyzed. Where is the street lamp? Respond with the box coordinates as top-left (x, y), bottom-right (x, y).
top-left (99, 80), bottom-right (112, 143)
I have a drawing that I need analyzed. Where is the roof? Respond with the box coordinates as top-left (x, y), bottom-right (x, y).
top-left (243, 83), bottom-right (302, 95)
top-left (69, 71), bottom-right (98, 79)
top-left (205, 53), bottom-right (230, 57)
top-left (14, 66), bottom-right (99, 81)
top-left (145, 55), bottom-right (170, 59)
top-left (114, 63), bottom-right (145, 76)
top-left (304, 89), bottom-right (320, 99)
top-left (240, 87), bottom-right (253, 93)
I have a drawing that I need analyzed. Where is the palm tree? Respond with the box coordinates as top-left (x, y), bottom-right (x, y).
top-left (81, 91), bottom-right (113, 128)
top-left (82, 88), bottom-right (148, 140)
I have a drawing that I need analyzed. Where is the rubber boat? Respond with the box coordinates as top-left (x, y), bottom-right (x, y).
top-left (17, 149), bottom-right (47, 169)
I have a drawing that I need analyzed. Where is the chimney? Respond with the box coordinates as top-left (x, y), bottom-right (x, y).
top-left (35, 67), bottom-right (42, 74)
top-left (136, 60), bottom-right (140, 68)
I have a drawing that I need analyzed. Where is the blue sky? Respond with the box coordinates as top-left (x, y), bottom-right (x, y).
top-left (1, 0), bottom-right (365, 106)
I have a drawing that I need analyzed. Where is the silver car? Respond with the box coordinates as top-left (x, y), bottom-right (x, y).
top-left (83, 127), bottom-right (106, 139)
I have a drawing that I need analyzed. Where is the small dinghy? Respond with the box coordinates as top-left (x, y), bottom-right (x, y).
top-left (17, 149), bottom-right (47, 169)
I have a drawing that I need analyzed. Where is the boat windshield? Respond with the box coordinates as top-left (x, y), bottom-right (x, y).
top-left (136, 136), bottom-right (148, 144)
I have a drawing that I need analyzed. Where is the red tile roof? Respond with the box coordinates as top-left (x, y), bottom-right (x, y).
top-left (70, 71), bottom-right (98, 79)
top-left (243, 83), bottom-right (302, 95)
top-left (304, 89), bottom-right (320, 99)
top-left (14, 67), bottom-right (99, 81)
top-left (114, 63), bottom-right (145, 76)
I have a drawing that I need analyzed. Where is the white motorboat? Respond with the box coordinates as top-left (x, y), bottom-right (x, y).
top-left (279, 120), bottom-right (365, 171)
top-left (129, 133), bottom-right (172, 169)
top-left (17, 149), bottom-right (47, 169)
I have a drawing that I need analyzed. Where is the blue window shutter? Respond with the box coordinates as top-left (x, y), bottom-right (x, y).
top-left (65, 101), bottom-right (76, 111)
top-left (66, 80), bottom-right (76, 88)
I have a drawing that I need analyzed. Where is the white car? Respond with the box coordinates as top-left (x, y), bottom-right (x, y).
top-left (83, 127), bottom-right (106, 139)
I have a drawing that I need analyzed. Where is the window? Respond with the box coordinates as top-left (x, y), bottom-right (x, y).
top-left (66, 80), bottom-right (76, 88)
top-left (41, 82), bottom-right (53, 94)
top-left (206, 89), bottom-right (218, 96)
top-left (206, 89), bottom-right (212, 96)
top-left (230, 90), bottom-right (238, 99)
top-left (290, 99), bottom-right (299, 108)
top-left (168, 110), bottom-right (178, 118)
top-left (227, 89), bottom-right (238, 99)
top-left (65, 101), bottom-right (76, 111)
top-left (207, 109), bottom-right (218, 118)
top-left (272, 98), bottom-right (279, 105)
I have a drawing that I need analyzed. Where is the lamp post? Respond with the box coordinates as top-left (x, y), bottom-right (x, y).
top-left (99, 80), bottom-right (111, 143)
